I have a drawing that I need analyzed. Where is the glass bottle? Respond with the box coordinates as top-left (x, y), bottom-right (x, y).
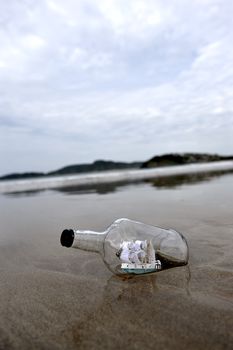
top-left (60, 218), bottom-right (189, 275)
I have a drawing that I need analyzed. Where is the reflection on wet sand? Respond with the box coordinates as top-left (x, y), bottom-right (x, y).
top-left (106, 265), bottom-right (191, 299)
top-left (146, 169), bottom-right (233, 189)
top-left (70, 267), bottom-right (193, 349)
top-left (4, 169), bottom-right (233, 197)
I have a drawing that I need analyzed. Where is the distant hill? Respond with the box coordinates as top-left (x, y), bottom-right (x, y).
top-left (0, 172), bottom-right (45, 181)
top-left (1, 154), bottom-right (233, 181)
top-left (141, 153), bottom-right (233, 169)
top-left (0, 160), bottom-right (141, 181)
top-left (48, 160), bottom-right (142, 176)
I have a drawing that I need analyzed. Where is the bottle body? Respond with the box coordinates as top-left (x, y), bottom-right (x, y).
top-left (60, 218), bottom-right (189, 275)
top-left (103, 218), bottom-right (188, 274)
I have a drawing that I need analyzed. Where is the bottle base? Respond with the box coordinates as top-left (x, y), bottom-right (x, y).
top-left (121, 260), bottom-right (161, 275)
top-left (122, 268), bottom-right (157, 274)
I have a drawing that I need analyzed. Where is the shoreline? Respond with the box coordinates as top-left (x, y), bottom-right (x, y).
top-left (1, 160), bottom-right (233, 193)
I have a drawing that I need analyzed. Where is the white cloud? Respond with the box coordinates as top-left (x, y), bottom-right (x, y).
top-left (47, 0), bottom-right (68, 17)
top-left (21, 34), bottom-right (46, 50)
top-left (68, 47), bottom-right (112, 70)
top-left (0, 0), bottom-right (233, 173)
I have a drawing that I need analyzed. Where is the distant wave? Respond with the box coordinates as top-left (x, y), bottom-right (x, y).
top-left (0, 161), bottom-right (233, 194)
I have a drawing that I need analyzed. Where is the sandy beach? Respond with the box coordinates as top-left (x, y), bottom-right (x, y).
top-left (0, 171), bottom-right (233, 350)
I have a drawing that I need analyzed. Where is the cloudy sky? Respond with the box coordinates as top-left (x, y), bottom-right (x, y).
top-left (0, 0), bottom-right (233, 174)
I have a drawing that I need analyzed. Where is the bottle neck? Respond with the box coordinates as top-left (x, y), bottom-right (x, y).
top-left (72, 230), bottom-right (106, 254)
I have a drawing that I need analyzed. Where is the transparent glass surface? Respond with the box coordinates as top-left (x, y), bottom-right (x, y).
top-left (103, 218), bottom-right (189, 275)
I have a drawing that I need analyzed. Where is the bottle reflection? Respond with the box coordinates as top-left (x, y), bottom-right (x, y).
top-left (71, 265), bottom-right (192, 347)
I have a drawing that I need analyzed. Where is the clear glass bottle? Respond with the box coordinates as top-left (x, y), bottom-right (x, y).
top-left (60, 218), bottom-right (189, 275)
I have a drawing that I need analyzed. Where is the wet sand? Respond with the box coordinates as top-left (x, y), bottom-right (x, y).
top-left (0, 172), bottom-right (233, 349)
